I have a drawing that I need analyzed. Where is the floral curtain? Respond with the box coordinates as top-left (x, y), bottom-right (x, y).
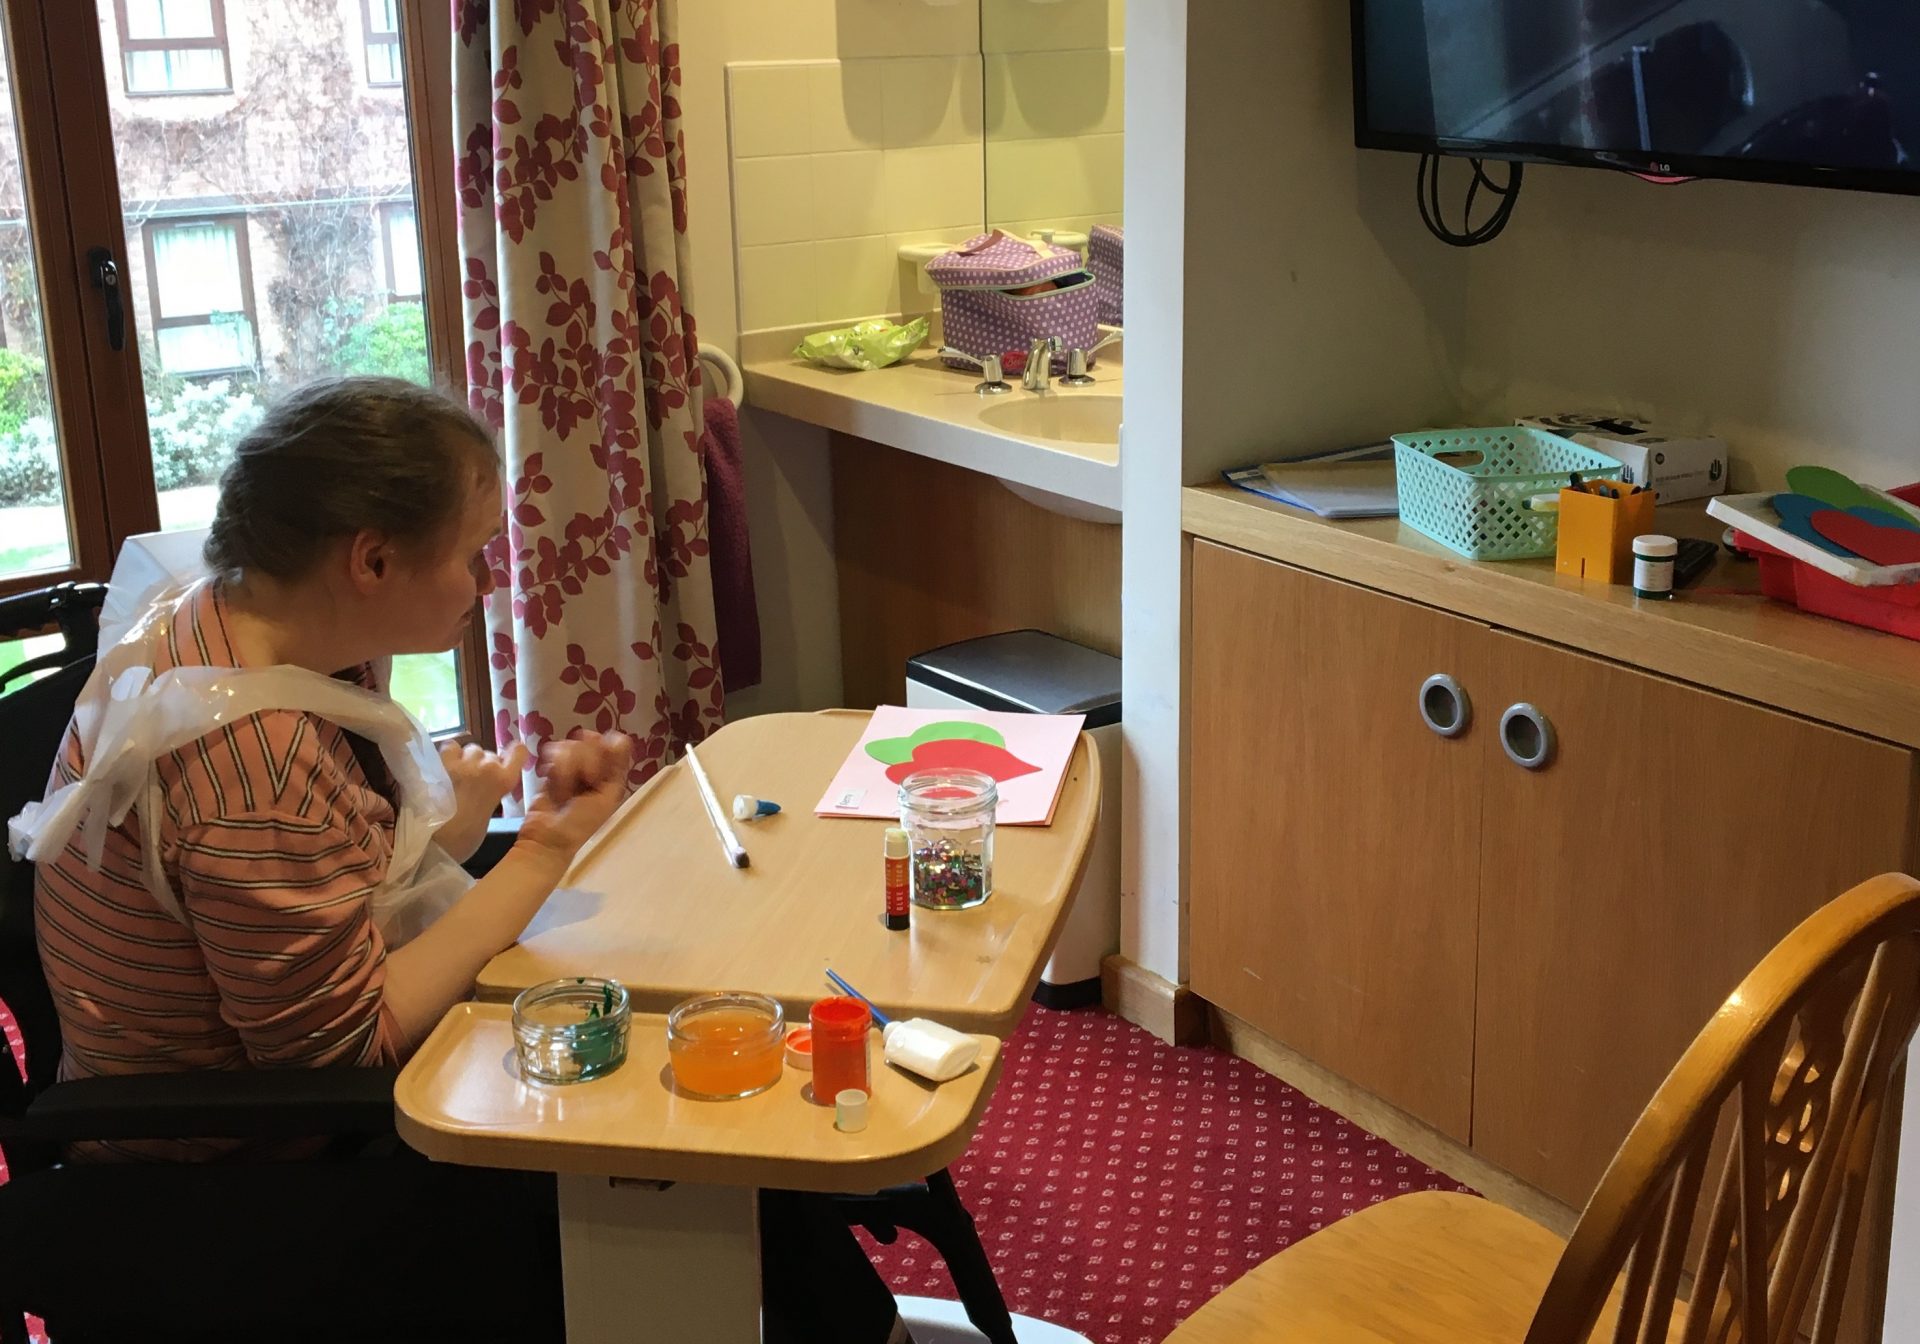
top-left (453, 0), bottom-right (722, 787)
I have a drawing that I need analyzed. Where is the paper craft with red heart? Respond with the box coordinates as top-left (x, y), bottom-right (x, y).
top-left (1810, 509), bottom-right (1920, 566)
top-left (883, 737), bottom-right (1042, 786)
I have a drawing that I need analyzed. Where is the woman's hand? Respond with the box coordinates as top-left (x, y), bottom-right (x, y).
top-left (518, 732), bottom-right (635, 861)
top-left (433, 741), bottom-right (529, 863)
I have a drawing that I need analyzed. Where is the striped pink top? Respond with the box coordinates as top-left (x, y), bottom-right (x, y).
top-left (34, 583), bottom-right (406, 1159)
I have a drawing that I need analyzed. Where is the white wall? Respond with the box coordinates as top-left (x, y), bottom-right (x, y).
top-left (1457, 166), bottom-right (1920, 492)
top-left (1117, 0), bottom-right (1186, 984)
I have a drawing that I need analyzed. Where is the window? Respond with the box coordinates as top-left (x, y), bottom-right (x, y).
top-left (0, 1), bottom-right (480, 738)
top-left (363, 0), bottom-right (401, 88)
top-left (115, 0), bottom-right (231, 96)
top-left (381, 202), bottom-right (423, 299)
top-left (142, 216), bottom-right (258, 375)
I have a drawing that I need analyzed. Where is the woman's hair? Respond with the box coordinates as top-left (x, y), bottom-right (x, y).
top-left (204, 376), bottom-right (499, 584)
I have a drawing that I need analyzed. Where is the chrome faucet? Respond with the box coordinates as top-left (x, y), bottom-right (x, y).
top-left (939, 347), bottom-right (1012, 396)
top-left (1061, 330), bottom-right (1123, 387)
top-left (1023, 336), bottom-right (1063, 393)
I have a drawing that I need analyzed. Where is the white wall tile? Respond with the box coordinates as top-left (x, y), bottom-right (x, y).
top-left (981, 0), bottom-right (1118, 53)
top-left (727, 64), bottom-right (814, 158)
top-left (883, 143), bottom-right (986, 233)
top-left (809, 60), bottom-right (888, 153)
top-left (812, 150), bottom-right (888, 240)
top-left (737, 242), bottom-right (817, 330)
top-left (985, 132), bottom-right (1122, 226)
top-left (890, 225), bottom-right (983, 315)
top-left (836, 0), bottom-right (982, 58)
top-left (985, 49), bottom-right (1124, 139)
top-left (733, 155), bottom-right (817, 246)
top-left (881, 56), bottom-right (985, 149)
top-left (815, 235), bottom-right (900, 322)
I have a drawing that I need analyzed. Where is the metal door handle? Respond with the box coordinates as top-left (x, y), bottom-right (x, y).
top-left (1499, 703), bottom-right (1556, 770)
top-left (88, 247), bottom-right (125, 351)
top-left (1417, 674), bottom-right (1472, 738)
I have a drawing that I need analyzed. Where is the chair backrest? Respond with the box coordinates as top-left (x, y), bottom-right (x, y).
top-left (1527, 872), bottom-right (1920, 1344)
top-left (0, 583), bottom-right (105, 1123)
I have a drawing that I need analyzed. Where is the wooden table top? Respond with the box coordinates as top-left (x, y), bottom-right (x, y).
top-left (476, 711), bottom-right (1102, 1037)
top-left (394, 1002), bottom-right (1003, 1190)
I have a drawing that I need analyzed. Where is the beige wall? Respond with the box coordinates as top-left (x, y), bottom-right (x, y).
top-left (1178, 0), bottom-right (1470, 480)
top-left (983, 0), bottom-right (1124, 241)
top-left (1456, 168), bottom-right (1920, 491)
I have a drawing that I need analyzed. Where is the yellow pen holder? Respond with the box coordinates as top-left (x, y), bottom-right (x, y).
top-left (1556, 481), bottom-right (1656, 584)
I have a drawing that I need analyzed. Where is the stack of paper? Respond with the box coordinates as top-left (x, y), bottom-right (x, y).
top-left (815, 706), bottom-right (1086, 826)
top-left (1223, 442), bottom-right (1400, 519)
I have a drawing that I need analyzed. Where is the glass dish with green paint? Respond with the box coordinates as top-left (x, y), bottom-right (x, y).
top-left (511, 977), bottom-right (631, 1084)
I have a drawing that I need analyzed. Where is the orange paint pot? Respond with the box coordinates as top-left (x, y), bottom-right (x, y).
top-left (666, 992), bottom-right (785, 1100)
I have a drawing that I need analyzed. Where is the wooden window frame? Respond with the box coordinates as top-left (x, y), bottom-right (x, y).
top-left (113, 0), bottom-right (234, 99)
top-left (362, 0), bottom-right (402, 89)
top-left (377, 199), bottom-right (422, 300)
top-left (139, 211), bottom-right (259, 378)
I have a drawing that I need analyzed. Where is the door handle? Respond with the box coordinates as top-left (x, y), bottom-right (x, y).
top-left (87, 247), bottom-right (125, 351)
top-left (1417, 673), bottom-right (1472, 738)
top-left (1499, 703), bottom-right (1556, 770)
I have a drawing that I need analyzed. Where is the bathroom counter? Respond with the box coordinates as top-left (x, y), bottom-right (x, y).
top-left (741, 342), bottom-right (1122, 514)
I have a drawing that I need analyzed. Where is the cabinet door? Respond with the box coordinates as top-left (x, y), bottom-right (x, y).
top-left (1473, 632), bottom-right (1915, 1206)
top-left (1189, 543), bottom-right (1486, 1141)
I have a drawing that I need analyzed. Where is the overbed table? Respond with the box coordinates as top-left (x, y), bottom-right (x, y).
top-left (397, 710), bottom-right (1102, 1342)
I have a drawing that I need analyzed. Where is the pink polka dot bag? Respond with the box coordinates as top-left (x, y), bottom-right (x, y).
top-left (926, 230), bottom-right (1100, 377)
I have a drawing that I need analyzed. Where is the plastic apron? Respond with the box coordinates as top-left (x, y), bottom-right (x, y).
top-left (7, 579), bottom-right (471, 949)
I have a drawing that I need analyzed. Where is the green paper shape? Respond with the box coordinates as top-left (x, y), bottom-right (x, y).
top-left (865, 719), bottom-right (1006, 765)
top-left (1785, 466), bottom-right (1920, 526)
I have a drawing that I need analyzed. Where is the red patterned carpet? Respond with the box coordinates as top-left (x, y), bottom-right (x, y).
top-left (865, 1003), bottom-right (1474, 1342)
top-left (3, 1000), bottom-right (1471, 1344)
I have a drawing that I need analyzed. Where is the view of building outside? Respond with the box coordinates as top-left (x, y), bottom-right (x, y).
top-left (0, 0), bottom-right (462, 730)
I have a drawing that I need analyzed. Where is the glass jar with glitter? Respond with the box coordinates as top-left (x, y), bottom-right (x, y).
top-left (898, 769), bottom-right (997, 910)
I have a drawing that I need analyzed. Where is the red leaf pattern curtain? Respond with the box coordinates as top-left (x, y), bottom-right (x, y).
top-left (454, 0), bottom-right (722, 786)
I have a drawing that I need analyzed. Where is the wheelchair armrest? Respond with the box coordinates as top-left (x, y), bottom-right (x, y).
top-left (15, 1066), bottom-right (400, 1142)
top-left (463, 814), bottom-right (523, 878)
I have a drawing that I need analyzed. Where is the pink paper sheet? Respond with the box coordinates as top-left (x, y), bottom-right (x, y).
top-left (816, 706), bottom-right (1087, 826)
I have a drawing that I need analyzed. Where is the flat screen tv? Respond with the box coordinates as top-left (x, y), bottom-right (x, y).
top-left (1354, 2), bottom-right (1918, 195)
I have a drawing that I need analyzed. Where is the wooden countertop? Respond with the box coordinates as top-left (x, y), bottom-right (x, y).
top-left (477, 711), bottom-right (1101, 1037)
top-left (395, 1003), bottom-right (1002, 1190)
top-left (1183, 483), bottom-right (1920, 750)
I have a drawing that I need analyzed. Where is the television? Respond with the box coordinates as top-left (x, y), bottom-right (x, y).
top-left (1354, 1), bottom-right (1919, 196)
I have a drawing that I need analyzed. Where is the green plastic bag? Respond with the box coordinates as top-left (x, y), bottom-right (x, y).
top-left (792, 316), bottom-right (930, 371)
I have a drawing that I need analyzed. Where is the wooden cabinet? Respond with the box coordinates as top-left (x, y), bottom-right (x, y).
top-left (1471, 631), bottom-right (1914, 1204)
top-left (1189, 541), bottom-right (1483, 1141)
top-left (1188, 539), bottom-right (1917, 1206)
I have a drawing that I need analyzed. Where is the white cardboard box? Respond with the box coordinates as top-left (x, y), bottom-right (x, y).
top-left (1519, 414), bottom-right (1729, 502)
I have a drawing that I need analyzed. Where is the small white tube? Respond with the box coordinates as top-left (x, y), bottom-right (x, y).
top-left (882, 1018), bottom-right (982, 1083)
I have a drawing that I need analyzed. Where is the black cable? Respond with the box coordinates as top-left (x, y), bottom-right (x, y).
top-left (1416, 154), bottom-right (1524, 247)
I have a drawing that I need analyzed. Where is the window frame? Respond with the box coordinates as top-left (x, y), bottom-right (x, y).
top-left (377, 199), bottom-right (423, 300)
top-left (362, 0), bottom-right (401, 89)
top-left (113, 0), bottom-right (234, 99)
top-left (139, 210), bottom-right (260, 377)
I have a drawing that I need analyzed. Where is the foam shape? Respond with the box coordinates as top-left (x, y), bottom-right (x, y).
top-left (1811, 510), bottom-right (1920, 566)
top-left (1771, 493), bottom-right (1859, 557)
top-left (865, 720), bottom-right (1005, 766)
top-left (884, 737), bottom-right (1042, 787)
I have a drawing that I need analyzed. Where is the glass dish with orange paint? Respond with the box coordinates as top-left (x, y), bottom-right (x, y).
top-left (666, 992), bottom-right (786, 1100)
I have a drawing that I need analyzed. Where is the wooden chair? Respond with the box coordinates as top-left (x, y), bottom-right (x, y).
top-left (1167, 871), bottom-right (1920, 1344)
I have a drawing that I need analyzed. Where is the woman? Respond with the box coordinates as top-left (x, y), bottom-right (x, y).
top-left (20, 378), bottom-right (914, 1344)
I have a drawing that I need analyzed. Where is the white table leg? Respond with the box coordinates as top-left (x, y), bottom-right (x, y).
top-left (556, 1174), bottom-right (761, 1343)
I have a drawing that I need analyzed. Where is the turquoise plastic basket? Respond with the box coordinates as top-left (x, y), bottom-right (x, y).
top-left (1392, 427), bottom-right (1625, 561)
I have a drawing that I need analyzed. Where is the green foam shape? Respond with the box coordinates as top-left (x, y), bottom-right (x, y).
top-left (865, 719), bottom-right (1005, 765)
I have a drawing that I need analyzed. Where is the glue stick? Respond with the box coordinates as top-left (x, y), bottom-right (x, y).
top-left (884, 828), bottom-right (910, 932)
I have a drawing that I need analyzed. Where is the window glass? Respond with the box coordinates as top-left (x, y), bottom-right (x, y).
top-left (385, 206), bottom-right (422, 297)
top-left (0, 21), bottom-right (73, 583)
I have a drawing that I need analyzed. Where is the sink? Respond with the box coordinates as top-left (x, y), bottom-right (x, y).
top-left (977, 393), bottom-right (1122, 446)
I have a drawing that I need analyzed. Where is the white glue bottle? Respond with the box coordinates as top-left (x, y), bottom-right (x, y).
top-left (882, 1017), bottom-right (982, 1083)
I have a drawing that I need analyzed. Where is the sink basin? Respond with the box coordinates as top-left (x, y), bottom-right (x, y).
top-left (977, 393), bottom-right (1121, 446)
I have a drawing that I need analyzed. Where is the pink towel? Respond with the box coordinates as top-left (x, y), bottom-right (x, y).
top-left (702, 394), bottom-right (761, 693)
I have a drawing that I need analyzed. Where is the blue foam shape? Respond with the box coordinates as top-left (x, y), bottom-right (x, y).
top-left (1848, 504), bottom-right (1920, 534)
top-left (1771, 493), bottom-right (1858, 557)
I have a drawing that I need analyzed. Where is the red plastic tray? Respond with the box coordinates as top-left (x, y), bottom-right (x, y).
top-left (1732, 483), bottom-right (1920, 641)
